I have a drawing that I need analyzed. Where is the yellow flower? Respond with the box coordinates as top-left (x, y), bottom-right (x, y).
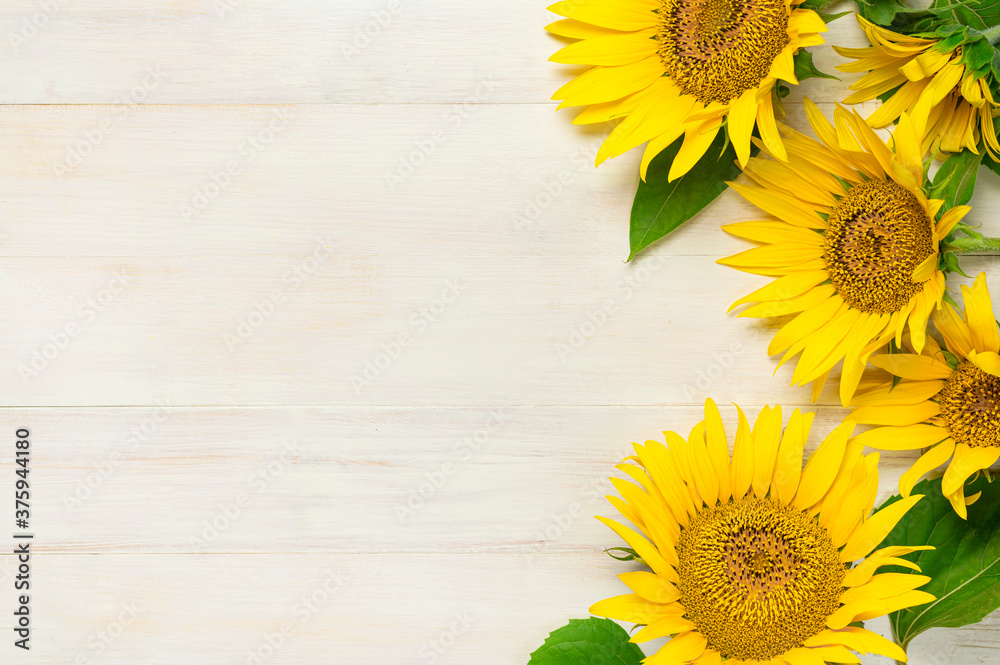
top-left (591, 399), bottom-right (933, 665)
top-left (546, 0), bottom-right (828, 181)
top-left (718, 102), bottom-right (968, 406)
top-left (835, 16), bottom-right (1000, 160)
top-left (850, 273), bottom-right (1000, 519)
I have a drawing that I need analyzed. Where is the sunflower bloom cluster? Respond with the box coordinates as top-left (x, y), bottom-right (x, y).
top-left (851, 273), bottom-right (1000, 518)
top-left (546, 0), bottom-right (828, 180)
top-left (591, 400), bottom-right (933, 665)
top-left (836, 16), bottom-right (1000, 159)
top-left (718, 101), bottom-right (969, 405)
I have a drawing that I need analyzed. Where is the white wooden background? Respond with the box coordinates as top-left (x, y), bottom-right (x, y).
top-left (1, 1), bottom-right (998, 663)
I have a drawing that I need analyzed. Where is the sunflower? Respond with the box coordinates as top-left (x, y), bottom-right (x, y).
top-left (591, 399), bottom-right (932, 665)
top-left (835, 16), bottom-right (1000, 160)
top-left (718, 102), bottom-right (969, 406)
top-left (850, 273), bottom-right (1000, 518)
top-left (545, 0), bottom-right (828, 181)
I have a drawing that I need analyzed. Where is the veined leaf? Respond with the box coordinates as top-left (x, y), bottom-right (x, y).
top-left (875, 476), bottom-right (1000, 650)
top-left (628, 131), bottom-right (746, 261)
top-left (794, 50), bottom-right (839, 81)
top-left (528, 618), bottom-right (645, 665)
top-left (929, 149), bottom-right (983, 210)
top-left (930, 0), bottom-right (1000, 31)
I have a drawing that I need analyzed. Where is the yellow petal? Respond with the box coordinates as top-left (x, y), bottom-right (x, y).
top-left (772, 409), bottom-right (806, 504)
top-left (669, 118), bottom-right (721, 181)
top-left (840, 494), bottom-right (924, 562)
top-left (804, 627), bottom-right (906, 662)
top-left (968, 350), bottom-right (1000, 378)
top-left (850, 400), bottom-right (940, 426)
top-left (728, 88), bottom-right (759, 167)
top-left (962, 272), bottom-right (1000, 353)
top-left (686, 422), bottom-right (721, 506)
top-left (727, 269), bottom-right (829, 312)
top-left (545, 18), bottom-right (625, 40)
top-left (849, 379), bottom-right (945, 407)
top-left (768, 295), bottom-right (842, 356)
top-left (731, 405), bottom-right (754, 500)
top-left (631, 613), bottom-right (696, 643)
top-left (597, 80), bottom-right (693, 164)
top-left (792, 420), bottom-right (855, 510)
top-left (756, 91), bottom-right (787, 161)
top-left (550, 28), bottom-right (659, 66)
top-left (727, 182), bottom-right (827, 228)
top-left (851, 423), bottom-right (949, 450)
top-left (553, 56), bottom-right (665, 107)
top-left (891, 112), bottom-right (924, 185)
top-left (548, 0), bottom-right (658, 31)
top-left (721, 221), bottom-right (823, 246)
top-left (942, 443), bottom-right (1000, 496)
top-left (842, 553), bottom-right (926, 588)
top-left (933, 302), bottom-right (973, 358)
top-left (752, 405), bottom-right (782, 498)
top-left (900, 439), bottom-right (955, 497)
top-left (589, 593), bottom-right (673, 624)
top-left (703, 398), bottom-right (732, 503)
top-left (618, 571), bottom-right (680, 604)
top-left (869, 353), bottom-right (953, 379)
top-left (644, 632), bottom-right (707, 665)
top-left (826, 589), bottom-right (935, 629)
top-left (596, 516), bottom-right (674, 579)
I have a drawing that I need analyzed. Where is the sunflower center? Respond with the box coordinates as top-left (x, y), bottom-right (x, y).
top-left (676, 496), bottom-right (845, 661)
top-left (656, 0), bottom-right (789, 105)
top-left (939, 361), bottom-right (1000, 448)
top-left (824, 179), bottom-right (933, 314)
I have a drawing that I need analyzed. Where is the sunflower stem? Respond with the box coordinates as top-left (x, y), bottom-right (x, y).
top-left (985, 25), bottom-right (1000, 45)
top-left (951, 235), bottom-right (1000, 254)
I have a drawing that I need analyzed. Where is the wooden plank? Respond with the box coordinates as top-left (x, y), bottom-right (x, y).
top-left (0, 102), bottom-right (996, 260)
top-left (0, 552), bottom-right (992, 664)
top-left (4, 253), bottom-right (998, 407)
top-left (0, 0), bottom-right (872, 104)
top-left (0, 405), bottom-right (925, 554)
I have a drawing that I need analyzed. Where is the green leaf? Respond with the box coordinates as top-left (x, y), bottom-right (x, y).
top-left (799, 0), bottom-right (844, 11)
top-left (930, 0), bottom-right (1000, 31)
top-left (928, 149), bottom-right (983, 209)
top-left (819, 9), bottom-right (854, 22)
top-left (628, 132), bottom-right (747, 261)
top-left (793, 50), bottom-right (839, 81)
top-left (528, 618), bottom-right (645, 665)
top-left (985, 157), bottom-right (1000, 179)
top-left (875, 475), bottom-right (1000, 650)
top-left (854, 0), bottom-right (934, 27)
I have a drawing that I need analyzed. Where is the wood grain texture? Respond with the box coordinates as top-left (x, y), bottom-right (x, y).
top-left (1, 3), bottom-right (999, 664)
